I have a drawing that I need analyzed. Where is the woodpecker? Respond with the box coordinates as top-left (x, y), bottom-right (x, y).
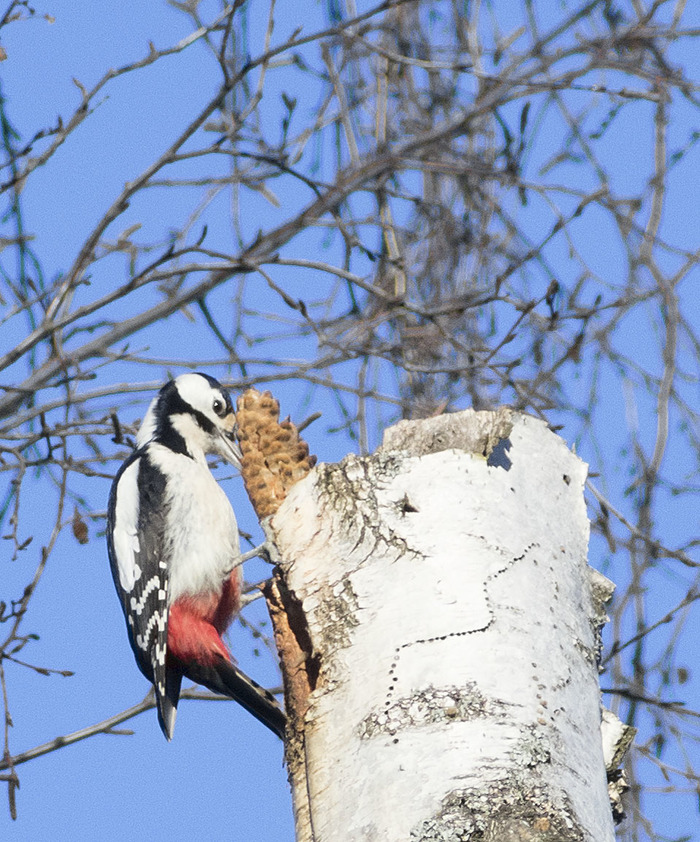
top-left (106, 372), bottom-right (285, 741)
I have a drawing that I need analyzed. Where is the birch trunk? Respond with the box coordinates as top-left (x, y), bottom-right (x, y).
top-left (268, 409), bottom-right (619, 842)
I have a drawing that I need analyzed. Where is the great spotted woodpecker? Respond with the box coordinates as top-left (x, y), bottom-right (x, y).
top-left (106, 373), bottom-right (285, 740)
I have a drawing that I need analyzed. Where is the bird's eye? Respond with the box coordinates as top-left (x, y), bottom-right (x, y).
top-left (212, 398), bottom-right (226, 417)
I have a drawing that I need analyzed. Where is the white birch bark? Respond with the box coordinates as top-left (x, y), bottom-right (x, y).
top-left (270, 409), bottom-right (620, 841)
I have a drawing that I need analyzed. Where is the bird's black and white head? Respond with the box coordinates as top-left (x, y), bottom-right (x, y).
top-left (136, 372), bottom-right (241, 466)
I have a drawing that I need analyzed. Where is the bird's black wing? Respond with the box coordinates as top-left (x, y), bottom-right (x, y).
top-left (107, 448), bottom-right (177, 734)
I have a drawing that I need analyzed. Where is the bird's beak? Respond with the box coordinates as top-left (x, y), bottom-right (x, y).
top-left (217, 412), bottom-right (243, 468)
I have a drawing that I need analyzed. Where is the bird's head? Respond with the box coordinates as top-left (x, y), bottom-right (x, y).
top-left (137, 372), bottom-right (242, 466)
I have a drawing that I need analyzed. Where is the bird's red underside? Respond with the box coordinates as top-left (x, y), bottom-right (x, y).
top-left (167, 571), bottom-right (241, 667)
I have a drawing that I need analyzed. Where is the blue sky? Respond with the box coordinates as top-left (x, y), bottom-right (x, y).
top-left (1, 4), bottom-right (298, 840)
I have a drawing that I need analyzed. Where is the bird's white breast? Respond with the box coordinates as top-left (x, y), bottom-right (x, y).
top-left (148, 444), bottom-right (240, 603)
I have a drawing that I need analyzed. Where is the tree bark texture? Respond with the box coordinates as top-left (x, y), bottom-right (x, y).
top-left (269, 409), bottom-right (617, 842)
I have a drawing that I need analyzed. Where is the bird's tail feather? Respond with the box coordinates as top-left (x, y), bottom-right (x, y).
top-left (157, 669), bottom-right (183, 741)
top-left (184, 657), bottom-right (286, 740)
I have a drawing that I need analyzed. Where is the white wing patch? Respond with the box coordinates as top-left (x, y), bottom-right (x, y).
top-left (135, 608), bottom-right (167, 654)
top-left (112, 460), bottom-right (142, 592)
top-left (129, 575), bottom-right (159, 616)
